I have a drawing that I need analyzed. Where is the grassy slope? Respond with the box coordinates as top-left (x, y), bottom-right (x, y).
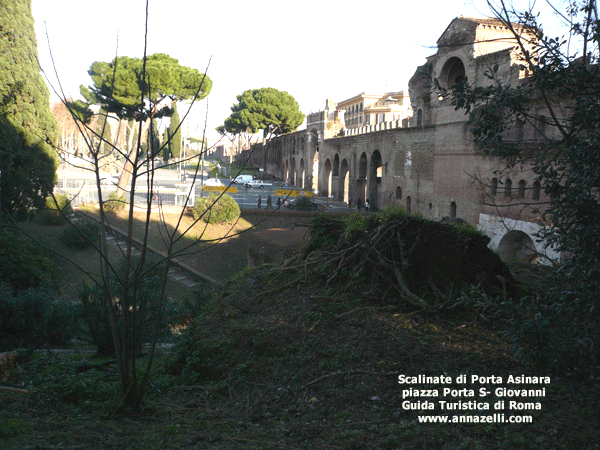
top-left (2, 264), bottom-right (599, 449)
top-left (2, 212), bottom-right (599, 449)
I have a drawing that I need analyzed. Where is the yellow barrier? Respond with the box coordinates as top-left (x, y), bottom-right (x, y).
top-left (201, 186), bottom-right (238, 193)
top-left (274, 189), bottom-right (314, 198)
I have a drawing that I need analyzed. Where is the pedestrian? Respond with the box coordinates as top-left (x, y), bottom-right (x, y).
top-left (258, 195), bottom-right (262, 209)
top-left (277, 197), bottom-right (282, 208)
top-left (356, 197), bottom-right (362, 212)
top-left (365, 199), bottom-right (370, 211)
top-left (348, 197), bottom-right (352, 209)
top-left (267, 195), bottom-right (272, 210)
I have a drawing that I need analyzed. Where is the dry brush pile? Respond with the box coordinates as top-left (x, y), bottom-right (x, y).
top-left (273, 211), bottom-right (519, 309)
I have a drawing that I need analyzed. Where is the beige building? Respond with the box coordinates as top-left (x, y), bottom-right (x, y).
top-left (335, 91), bottom-right (412, 130)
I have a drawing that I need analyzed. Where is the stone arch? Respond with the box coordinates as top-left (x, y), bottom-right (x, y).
top-left (339, 159), bottom-right (350, 203)
top-left (395, 186), bottom-right (402, 200)
top-left (333, 153), bottom-right (340, 176)
top-left (450, 201), bottom-right (457, 219)
top-left (416, 109), bottom-right (423, 127)
top-left (312, 150), bottom-right (319, 193)
top-left (299, 158), bottom-right (305, 189)
top-left (440, 56), bottom-right (466, 88)
top-left (532, 180), bottom-right (541, 200)
top-left (323, 158), bottom-right (332, 198)
top-left (490, 177), bottom-right (498, 196)
top-left (518, 180), bottom-right (527, 198)
top-left (369, 150), bottom-right (383, 209)
top-left (498, 230), bottom-right (537, 263)
top-left (290, 157), bottom-right (296, 186)
top-left (354, 152), bottom-right (368, 204)
top-left (504, 178), bottom-right (512, 197)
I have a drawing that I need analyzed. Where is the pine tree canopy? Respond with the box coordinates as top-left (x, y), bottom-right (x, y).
top-left (81, 53), bottom-right (212, 121)
top-left (222, 87), bottom-right (305, 136)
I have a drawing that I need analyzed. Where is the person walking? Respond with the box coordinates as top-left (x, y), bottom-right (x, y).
top-left (258, 195), bottom-right (262, 209)
top-left (267, 195), bottom-right (272, 210)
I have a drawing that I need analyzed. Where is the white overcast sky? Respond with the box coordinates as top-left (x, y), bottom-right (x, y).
top-left (31, 0), bottom-right (569, 140)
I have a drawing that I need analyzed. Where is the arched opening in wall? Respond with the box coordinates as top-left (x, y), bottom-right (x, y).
top-left (504, 178), bottom-right (512, 197)
top-left (450, 201), bottom-right (457, 219)
top-left (498, 230), bottom-right (537, 263)
top-left (312, 151), bottom-right (319, 194)
top-left (518, 180), bottom-right (526, 198)
top-left (532, 180), bottom-right (541, 200)
top-left (340, 159), bottom-right (350, 203)
top-left (369, 150), bottom-right (383, 209)
top-left (333, 154), bottom-right (340, 177)
top-left (323, 159), bottom-right (332, 198)
top-left (406, 196), bottom-right (412, 213)
top-left (441, 56), bottom-right (466, 88)
top-left (299, 159), bottom-right (306, 189)
top-left (395, 186), bottom-right (402, 200)
top-left (356, 152), bottom-right (368, 205)
top-left (416, 109), bottom-right (423, 127)
top-left (490, 178), bottom-right (498, 196)
top-left (290, 157), bottom-right (296, 186)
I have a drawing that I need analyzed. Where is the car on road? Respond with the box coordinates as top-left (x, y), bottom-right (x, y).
top-left (284, 197), bottom-right (325, 211)
top-left (232, 175), bottom-right (253, 184)
top-left (246, 179), bottom-right (272, 189)
top-left (204, 177), bottom-right (224, 187)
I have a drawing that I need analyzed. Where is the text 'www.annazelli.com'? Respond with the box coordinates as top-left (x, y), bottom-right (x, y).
top-left (417, 414), bottom-right (533, 424)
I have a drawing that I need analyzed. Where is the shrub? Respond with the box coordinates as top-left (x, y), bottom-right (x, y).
top-left (343, 213), bottom-right (368, 242)
top-left (293, 195), bottom-right (313, 211)
top-left (39, 193), bottom-right (73, 225)
top-left (79, 257), bottom-right (180, 355)
top-left (103, 192), bottom-right (127, 213)
top-left (379, 205), bottom-right (407, 223)
top-left (192, 193), bottom-right (240, 224)
top-left (61, 218), bottom-right (101, 249)
top-left (0, 283), bottom-right (76, 349)
top-left (0, 229), bottom-right (58, 292)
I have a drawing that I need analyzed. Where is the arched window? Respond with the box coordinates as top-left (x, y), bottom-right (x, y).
top-left (395, 186), bottom-right (402, 199)
top-left (450, 201), bottom-right (457, 219)
top-left (406, 196), bottom-right (412, 213)
top-left (518, 180), bottom-right (526, 198)
top-left (504, 179), bottom-right (512, 197)
top-left (416, 109), bottom-right (423, 127)
top-left (491, 178), bottom-right (498, 196)
top-left (441, 57), bottom-right (466, 88)
top-left (532, 180), bottom-right (541, 200)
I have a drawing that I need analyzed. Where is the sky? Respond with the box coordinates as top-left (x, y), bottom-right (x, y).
top-left (31, 0), bottom-right (567, 141)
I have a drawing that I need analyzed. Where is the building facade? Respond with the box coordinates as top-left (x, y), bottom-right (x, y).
top-left (237, 17), bottom-right (557, 262)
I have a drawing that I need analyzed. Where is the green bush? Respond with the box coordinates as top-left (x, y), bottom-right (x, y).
top-left (293, 196), bottom-right (313, 211)
top-left (192, 193), bottom-right (240, 224)
top-left (79, 257), bottom-right (181, 355)
top-left (39, 193), bottom-right (73, 225)
top-left (103, 192), bottom-right (127, 213)
top-left (0, 228), bottom-right (58, 292)
top-left (61, 218), bottom-right (101, 249)
top-left (0, 283), bottom-right (76, 349)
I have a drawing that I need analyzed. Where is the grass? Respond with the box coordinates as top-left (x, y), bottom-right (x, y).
top-left (2, 262), bottom-right (599, 449)
top-left (2, 210), bottom-right (598, 449)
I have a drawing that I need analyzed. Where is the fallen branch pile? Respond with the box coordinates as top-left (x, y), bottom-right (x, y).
top-left (274, 214), bottom-right (519, 309)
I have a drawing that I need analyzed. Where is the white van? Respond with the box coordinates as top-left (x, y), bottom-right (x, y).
top-left (232, 174), bottom-right (253, 184)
